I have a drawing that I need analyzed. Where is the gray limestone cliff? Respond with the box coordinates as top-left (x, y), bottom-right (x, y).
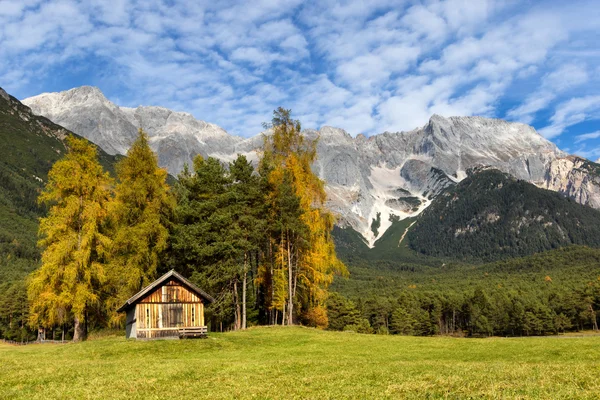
top-left (23, 87), bottom-right (600, 246)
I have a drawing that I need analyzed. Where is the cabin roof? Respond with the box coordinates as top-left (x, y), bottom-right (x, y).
top-left (117, 270), bottom-right (215, 312)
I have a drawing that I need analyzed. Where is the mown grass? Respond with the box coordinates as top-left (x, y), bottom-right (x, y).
top-left (1, 327), bottom-right (600, 399)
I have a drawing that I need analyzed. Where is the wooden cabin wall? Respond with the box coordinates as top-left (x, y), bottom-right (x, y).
top-left (136, 303), bottom-right (204, 329)
top-left (134, 280), bottom-right (205, 339)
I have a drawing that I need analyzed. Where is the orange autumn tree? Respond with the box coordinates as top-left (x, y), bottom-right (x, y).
top-left (258, 107), bottom-right (347, 327)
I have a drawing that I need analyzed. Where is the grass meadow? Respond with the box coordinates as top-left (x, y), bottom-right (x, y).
top-left (1, 326), bottom-right (600, 399)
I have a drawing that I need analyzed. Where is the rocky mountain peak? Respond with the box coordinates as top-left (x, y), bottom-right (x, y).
top-left (0, 87), bottom-right (9, 102)
top-left (27, 86), bottom-right (110, 110)
top-left (23, 87), bottom-right (246, 173)
top-left (318, 126), bottom-right (354, 145)
top-left (20, 86), bottom-right (600, 246)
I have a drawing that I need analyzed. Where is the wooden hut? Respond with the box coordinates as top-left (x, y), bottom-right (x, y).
top-left (117, 270), bottom-right (214, 339)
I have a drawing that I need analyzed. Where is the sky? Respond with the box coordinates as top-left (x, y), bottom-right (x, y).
top-left (1, 0), bottom-right (600, 161)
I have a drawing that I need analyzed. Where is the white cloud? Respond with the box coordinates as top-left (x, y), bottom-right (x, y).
top-left (545, 64), bottom-right (589, 92)
top-left (400, 5), bottom-right (448, 43)
top-left (507, 64), bottom-right (589, 123)
top-left (0, 0), bottom-right (27, 17)
top-left (430, 0), bottom-right (498, 34)
top-left (573, 146), bottom-right (600, 161)
top-left (575, 131), bottom-right (600, 143)
top-left (0, 0), bottom-right (599, 144)
top-left (539, 96), bottom-right (600, 139)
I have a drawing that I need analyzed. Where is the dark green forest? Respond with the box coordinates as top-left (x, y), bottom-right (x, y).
top-left (330, 244), bottom-right (600, 336)
top-left (408, 168), bottom-right (600, 262)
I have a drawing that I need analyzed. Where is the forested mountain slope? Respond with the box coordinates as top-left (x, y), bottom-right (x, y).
top-left (408, 168), bottom-right (600, 262)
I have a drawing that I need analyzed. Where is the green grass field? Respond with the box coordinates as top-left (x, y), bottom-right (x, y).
top-left (2, 327), bottom-right (600, 399)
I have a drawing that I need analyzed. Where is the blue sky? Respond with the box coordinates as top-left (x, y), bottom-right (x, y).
top-left (1, 0), bottom-right (600, 161)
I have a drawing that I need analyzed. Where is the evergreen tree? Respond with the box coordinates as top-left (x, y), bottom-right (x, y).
top-left (169, 156), bottom-right (240, 329)
top-left (28, 137), bottom-right (113, 341)
top-left (228, 155), bottom-right (265, 329)
top-left (107, 129), bottom-right (174, 322)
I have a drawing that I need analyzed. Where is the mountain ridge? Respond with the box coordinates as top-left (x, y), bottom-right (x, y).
top-left (408, 168), bottom-right (600, 262)
top-left (22, 86), bottom-right (600, 246)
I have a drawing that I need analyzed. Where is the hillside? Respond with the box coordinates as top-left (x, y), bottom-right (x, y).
top-left (334, 245), bottom-right (600, 297)
top-left (0, 87), bottom-right (119, 340)
top-left (408, 168), bottom-right (600, 262)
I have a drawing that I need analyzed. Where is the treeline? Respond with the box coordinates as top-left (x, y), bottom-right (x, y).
top-left (11, 108), bottom-right (345, 341)
top-left (329, 246), bottom-right (600, 336)
top-left (408, 169), bottom-right (600, 262)
top-left (328, 286), bottom-right (600, 336)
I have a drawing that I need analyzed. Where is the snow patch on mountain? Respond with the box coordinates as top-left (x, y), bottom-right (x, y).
top-left (361, 165), bottom-right (430, 245)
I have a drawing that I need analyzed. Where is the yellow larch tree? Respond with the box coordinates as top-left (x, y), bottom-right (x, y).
top-left (259, 107), bottom-right (347, 327)
top-left (28, 136), bottom-right (113, 341)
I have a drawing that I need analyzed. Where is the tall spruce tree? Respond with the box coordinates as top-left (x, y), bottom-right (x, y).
top-left (28, 137), bottom-right (113, 341)
top-left (169, 154), bottom-right (267, 330)
top-left (229, 155), bottom-right (265, 329)
top-left (107, 129), bottom-right (174, 322)
top-left (169, 156), bottom-right (239, 329)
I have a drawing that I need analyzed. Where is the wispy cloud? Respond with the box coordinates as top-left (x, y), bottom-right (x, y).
top-left (0, 0), bottom-right (599, 152)
top-left (575, 131), bottom-right (600, 143)
top-left (539, 96), bottom-right (600, 139)
top-left (507, 64), bottom-right (589, 125)
top-left (573, 145), bottom-right (600, 161)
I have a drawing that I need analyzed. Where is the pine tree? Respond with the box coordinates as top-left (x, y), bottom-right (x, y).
top-left (107, 129), bottom-right (174, 322)
top-left (28, 136), bottom-right (113, 341)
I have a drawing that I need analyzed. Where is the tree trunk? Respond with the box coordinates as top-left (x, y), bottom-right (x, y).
top-left (292, 251), bottom-right (298, 303)
top-left (452, 309), bottom-right (456, 333)
top-left (282, 304), bottom-right (286, 326)
top-left (84, 308), bottom-right (88, 338)
top-left (589, 304), bottom-right (598, 331)
top-left (287, 230), bottom-right (293, 326)
top-left (73, 316), bottom-right (85, 342)
top-left (233, 280), bottom-right (241, 330)
top-left (242, 253), bottom-right (248, 330)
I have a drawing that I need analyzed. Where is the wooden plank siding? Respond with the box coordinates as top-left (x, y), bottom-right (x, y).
top-left (135, 280), bottom-right (205, 339)
top-left (139, 279), bottom-right (203, 303)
